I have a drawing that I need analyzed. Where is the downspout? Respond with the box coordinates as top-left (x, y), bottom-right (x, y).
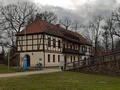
top-left (43, 33), bottom-right (45, 67)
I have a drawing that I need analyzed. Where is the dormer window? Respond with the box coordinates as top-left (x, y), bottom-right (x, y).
top-left (64, 33), bottom-right (79, 40)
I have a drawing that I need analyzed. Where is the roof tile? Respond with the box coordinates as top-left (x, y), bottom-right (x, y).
top-left (17, 19), bottom-right (91, 45)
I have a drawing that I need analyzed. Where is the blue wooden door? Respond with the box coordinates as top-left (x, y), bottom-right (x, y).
top-left (23, 56), bottom-right (27, 69)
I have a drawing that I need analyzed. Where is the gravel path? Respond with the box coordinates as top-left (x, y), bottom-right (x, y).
top-left (0, 68), bottom-right (61, 78)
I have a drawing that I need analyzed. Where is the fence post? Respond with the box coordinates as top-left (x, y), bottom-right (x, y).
top-left (73, 62), bottom-right (75, 70)
top-left (83, 60), bottom-right (85, 66)
top-left (88, 59), bottom-right (90, 65)
top-left (114, 53), bottom-right (116, 61)
top-left (103, 56), bottom-right (104, 63)
top-left (64, 63), bottom-right (66, 71)
top-left (82, 60), bottom-right (84, 67)
top-left (92, 58), bottom-right (94, 65)
top-left (90, 58), bottom-right (93, 65)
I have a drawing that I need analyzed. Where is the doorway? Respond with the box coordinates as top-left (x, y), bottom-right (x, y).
top-left (25, 54), bottom-right (30, 67)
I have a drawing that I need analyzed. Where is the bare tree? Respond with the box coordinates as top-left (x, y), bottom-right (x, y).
top-left (101, 25), bottom-right (110, 52)
top-left (36, 11), bottom-right (58, 24)
top-left (89, 15), bottom-right (103, 55)
top-left (111, 7), bottom-right (120, 37)
top-left (115, 38), bottom-right (120, 51)
top-left (71, 20), bottom-right (80, 33)
top-left (105, 18), bottom-right (115, 52)
top-left (0, 2), bottom-right (37, 47)
top-left (0, 2), bottom-right (10, 54)
top-left (59, 16), bottom-right (72, 30)
top-left (26, 13), bottom-right (37, 25)
top-left (77, 24), bottom-right (91, 42)
top-left (0, 2), bottom-right (37, 33)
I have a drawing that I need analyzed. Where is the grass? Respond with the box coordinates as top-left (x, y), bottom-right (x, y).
top-left (0, 64), bottom-right (21, 73)
top-left (0, 64), bottom-right (38, 73)
top-left (0, 71), bottom-right (120, 90)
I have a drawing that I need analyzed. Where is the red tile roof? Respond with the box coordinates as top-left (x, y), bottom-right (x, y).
top-left (16, 19), bottom-right (91, 45)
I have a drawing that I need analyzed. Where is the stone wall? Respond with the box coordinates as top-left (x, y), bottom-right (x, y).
top-left (74, 59), bottom-right (120, 76)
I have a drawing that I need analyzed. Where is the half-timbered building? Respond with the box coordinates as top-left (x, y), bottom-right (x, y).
top-left (16, 19), bottom-right (92, 67)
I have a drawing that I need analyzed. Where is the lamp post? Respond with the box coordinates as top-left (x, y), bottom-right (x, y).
top-left (8, 48), bottom-right (10, 71)
top-left (7, 45), bottom-right (14, 71)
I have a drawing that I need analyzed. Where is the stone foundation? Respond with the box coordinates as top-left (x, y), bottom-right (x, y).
top-left (74, 59), bottom-right (120, 76)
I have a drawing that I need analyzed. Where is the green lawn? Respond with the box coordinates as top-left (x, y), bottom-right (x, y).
top-left (0, 64), bottom-right (36, 73)
top-left (0, 64), bottom-right (21, 73)
top-left (0, 71), bottom-right (120, 90)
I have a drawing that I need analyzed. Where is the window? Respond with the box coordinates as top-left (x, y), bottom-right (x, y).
top-left (89, 47), bottom-right (91, 53)
top-left (58, 40), bottom-right (60, 48)
top-left (74, 56), bottom-right (75, 62)
top-left (76, 46), bottom-right (77, 49)
top-left (84, 46), bottom-right (86, 51)
top-left (82, 46), bottom-right (84, 51)
top-left (63, 44), bottom-right (65, 48)
top-left (64, 33), bottom-right (79, 40)
top-left (70, 45), bottom-right (72, 49)
top-left (78, 45), bottom-right (80, 50)
top-left (58, 55), bottom-right (60, 62)
top-left (53, 39), bottom-right (56, 48)
top-left (67, 45), bottom-right (68, 48)
top-left (48, 54), bottom-right (50, 62)
top-left (53, 55), bottom-right (55, 62)
top-left (48, 38), bottom-right (51, 47)
top-left (78, 56), bottom-right (79, 61)
top-left (71, 56), bottom-right (72, 62)
top-left (85, 46), bottom-right (87, 52)
top-left (73, 45), bottom-right (75, 49)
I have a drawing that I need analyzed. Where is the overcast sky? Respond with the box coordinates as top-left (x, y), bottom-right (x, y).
top-left (2, 0), bottom-right (120, 23)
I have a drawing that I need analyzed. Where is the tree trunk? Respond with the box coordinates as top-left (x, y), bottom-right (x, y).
top-left (111, 36), bottom-right (114, 52)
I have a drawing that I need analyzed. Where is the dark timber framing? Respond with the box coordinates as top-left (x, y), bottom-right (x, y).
top-left (16, 19), bottom-right (93, 68)
top-left (17, 33), bottom-right (92, 56)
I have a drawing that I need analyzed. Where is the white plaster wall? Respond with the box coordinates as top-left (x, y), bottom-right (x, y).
top-left (20, 52), bottom-right (44, 67)
top-left (45, 53), bottom-right (63, 66)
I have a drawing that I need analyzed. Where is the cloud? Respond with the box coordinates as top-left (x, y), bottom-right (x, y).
top-left (39, 5), bottom-right (84, 23)
top-left (72, 0), bottom-right (118, 22)
top-left (40, 0), bottom-right (118, 24)
top-left (2, 0), bottom-right (33, 5)
top-left (1, 0), bottom-right (120, 23)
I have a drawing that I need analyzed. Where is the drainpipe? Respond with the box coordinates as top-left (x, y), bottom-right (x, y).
top-left (43, 34), bottom-right (45, 67)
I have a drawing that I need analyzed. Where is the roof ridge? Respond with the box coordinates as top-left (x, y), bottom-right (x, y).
top-left (37, 19), bottom-right (81, 35)
top-left (17, 19), bottom-right (91, 46)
